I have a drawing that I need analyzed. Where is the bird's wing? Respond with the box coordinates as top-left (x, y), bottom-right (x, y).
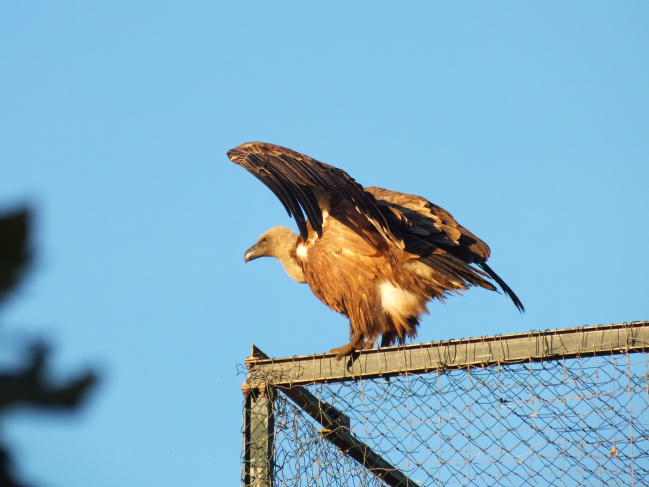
top-left (227, 142), bottom-right (402, 248)
top-left (366, 187), bottom-right (525, 312)
top-left (366, 187), bottom-right (489, 262)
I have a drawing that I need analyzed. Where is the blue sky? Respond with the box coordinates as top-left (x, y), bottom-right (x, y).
top-left (1, 2), bottom-right (648, 486)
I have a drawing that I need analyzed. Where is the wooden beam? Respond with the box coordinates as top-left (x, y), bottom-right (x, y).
top-left (246, 321), bottom-right (649, 388)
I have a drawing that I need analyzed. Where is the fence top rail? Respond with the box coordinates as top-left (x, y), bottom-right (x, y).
top-left (244, 321), bottom-right (649, 388)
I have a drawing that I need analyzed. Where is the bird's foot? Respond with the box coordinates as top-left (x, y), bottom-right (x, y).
top-left (329, 340), bottom-right (375, 362)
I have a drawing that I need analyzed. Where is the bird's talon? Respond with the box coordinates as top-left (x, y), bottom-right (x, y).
top-left (353, 341), bottom-right (372, 351)
top-left (330, 340), bottom-right (375, 361)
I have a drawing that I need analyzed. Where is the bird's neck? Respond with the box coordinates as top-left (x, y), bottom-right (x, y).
top-left (277, 251), bottom-right (306, 283)
top-left (269, 233), bottom-right (307, 283)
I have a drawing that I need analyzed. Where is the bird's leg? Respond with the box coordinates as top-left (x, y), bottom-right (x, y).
top-left (329, 335), bottom-right (375, 362)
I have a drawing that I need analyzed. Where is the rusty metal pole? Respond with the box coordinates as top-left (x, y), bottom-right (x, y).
top-left (243, 347), bottom-right (275, 487)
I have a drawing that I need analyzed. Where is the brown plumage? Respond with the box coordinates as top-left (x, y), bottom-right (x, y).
top-left (229, 142), bottom-right (524, 360)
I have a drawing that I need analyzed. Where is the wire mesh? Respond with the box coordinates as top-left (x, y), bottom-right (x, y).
top-left (245, 352), bottom-right (649, 486)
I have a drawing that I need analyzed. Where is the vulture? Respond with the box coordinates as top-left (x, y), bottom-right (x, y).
top-left (228, 142), bottom-right (524, 360)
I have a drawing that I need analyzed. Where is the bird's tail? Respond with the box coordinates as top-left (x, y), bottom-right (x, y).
top-left (478, 262), bottom-right (525, 313)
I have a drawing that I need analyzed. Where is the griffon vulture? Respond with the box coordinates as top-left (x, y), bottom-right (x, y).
top-left (228, 142), bottom-right (524, 360)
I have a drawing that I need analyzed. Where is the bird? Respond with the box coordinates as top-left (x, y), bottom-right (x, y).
top-left (228, 142), bottom-right (524, 360)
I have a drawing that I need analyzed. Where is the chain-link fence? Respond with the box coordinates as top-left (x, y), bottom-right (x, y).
top-left (242, 322), bottom-right (649, 486)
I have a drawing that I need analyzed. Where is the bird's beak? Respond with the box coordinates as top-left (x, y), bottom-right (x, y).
top-left (243, 244), bottom-right (258, 263)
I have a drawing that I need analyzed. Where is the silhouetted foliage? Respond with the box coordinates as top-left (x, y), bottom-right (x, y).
top-left (0, 210), bottom-right (31, 307)
top-left (0, 208), bottom-right (97, 487)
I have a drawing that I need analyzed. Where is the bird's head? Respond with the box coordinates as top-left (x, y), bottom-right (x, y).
top-left (243, 226), bottom-right (297, 263)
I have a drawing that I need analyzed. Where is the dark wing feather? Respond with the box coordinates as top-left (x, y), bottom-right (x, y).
top-left (366, 186), bottom-right (525, 313)
top-left (478, 262), bottom-right (525, 312)
top-left (228, 142), bottom-right (402, 247)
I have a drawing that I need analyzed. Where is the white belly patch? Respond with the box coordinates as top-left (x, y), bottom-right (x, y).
top-left (379, 280), bottom-right (420, 317)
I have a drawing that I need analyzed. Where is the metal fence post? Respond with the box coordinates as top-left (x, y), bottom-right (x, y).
top-left (243, 348), bottom-right (275, 487)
